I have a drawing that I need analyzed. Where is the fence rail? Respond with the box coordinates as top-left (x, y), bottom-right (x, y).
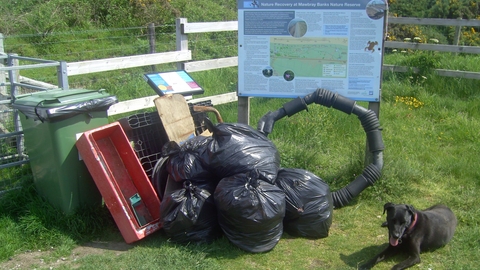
top-left (1, 16), bottom-right (480, 190)
top-left (66, 51), bottom-right (192, 76)
top-left (387, 17), bottom-right (480, 27)
top-left (384, 41), bottom-right (480, 54)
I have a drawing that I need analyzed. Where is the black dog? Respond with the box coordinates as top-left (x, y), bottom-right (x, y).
top-left (360, 203), bottom-right (457, 270)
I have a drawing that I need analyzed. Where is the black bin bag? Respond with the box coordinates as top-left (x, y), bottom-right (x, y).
top-left (275, 168), bottom-right (333, 239)
top-left (162, 135), bottom-right (215, 183)
top-left (214, 170), bottom-right (286, 253)
top-left (207, 121), bottom-right (280, 184)
top-left (160, 181), bottom-right (221, 244)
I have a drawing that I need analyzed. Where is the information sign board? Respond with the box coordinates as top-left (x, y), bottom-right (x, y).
top-left (237, 0), bottom-right (388, 101)
top-left (144, 70), bottom-right (204, 96)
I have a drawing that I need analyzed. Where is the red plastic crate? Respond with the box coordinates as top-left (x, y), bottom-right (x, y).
top-left (76, 122), bottom-right (161, 243)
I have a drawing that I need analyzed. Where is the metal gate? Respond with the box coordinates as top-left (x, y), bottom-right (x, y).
top-left (0, 42), bottom-right (69, 192)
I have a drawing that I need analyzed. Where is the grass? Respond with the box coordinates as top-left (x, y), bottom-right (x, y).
top-left (1, 64), bottom-right (480, 269)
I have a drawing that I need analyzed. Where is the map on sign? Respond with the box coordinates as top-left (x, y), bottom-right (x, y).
top-left (237, 0), bottom-right (388, 102)
top-left (270, 37), bottom-right (348, 78)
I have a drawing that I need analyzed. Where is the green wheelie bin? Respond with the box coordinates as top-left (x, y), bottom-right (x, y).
top-left (13, 89), bottom-right (117, 214)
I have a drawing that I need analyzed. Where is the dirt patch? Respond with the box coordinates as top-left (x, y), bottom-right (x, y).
top-left (1, 241), bottom-right (132, 269)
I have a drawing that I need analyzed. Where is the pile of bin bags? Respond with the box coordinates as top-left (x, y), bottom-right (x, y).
top-left (152, 121), bottom-right (333, 253)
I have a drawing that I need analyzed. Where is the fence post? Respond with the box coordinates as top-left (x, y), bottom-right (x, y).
top-left (7, 54), bottom-right (19, 98)
top-left (148, 23), bottom-right (156, 72)
top-left (176, 18), bottom-right (188, 71)
top-left (237, 96), bottom-right (250, 125)
top-left (453, 18), bottom-right (462, 46)
top-left (0, 33), bottom-right (5, 98)
top-left (0, 33), bottom-right (8, 134)
top-left (7, 54), bottom-right (24, 156)
top-left (57, 61), bottom-right (69, 90)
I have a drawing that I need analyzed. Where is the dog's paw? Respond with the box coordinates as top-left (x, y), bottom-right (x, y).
top-left (381, 221), bottom-right (388, 227)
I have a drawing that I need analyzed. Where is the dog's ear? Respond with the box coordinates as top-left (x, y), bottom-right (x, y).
top-left (383, 202), bottom-right (395, 215)
top-left (406, 204), bottom-right (416, 215)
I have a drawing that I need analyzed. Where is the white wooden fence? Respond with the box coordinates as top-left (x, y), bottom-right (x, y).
top-left (384, 17), bottom-right (480, 80)
top-left (64, 17), bottom-right (480, 123)
top-left (62, 18), bottom-right (243, 121)
top-left (1, 16), bottom-right (480, 173)
top-left (3, 16), bottom-right (480, 119)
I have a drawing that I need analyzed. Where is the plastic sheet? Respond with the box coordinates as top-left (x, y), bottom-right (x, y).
top-left (160, 181), bottom-right (220, 244)
top-left (214, 170), bottom-right (285, 253)
top-left (275, 168), bottom-right (333, 239)
top-left (14, 95), bottom-right (117, 122)
top-left (207, 121), bottom-right (280, 184)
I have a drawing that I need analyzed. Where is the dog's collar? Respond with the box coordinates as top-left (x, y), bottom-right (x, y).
top-left (407, 212), bottom-right (418, 232)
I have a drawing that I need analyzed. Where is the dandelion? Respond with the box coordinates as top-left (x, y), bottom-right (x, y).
top-left (404, 38), bottom-right (411, 42)
top-left (413, 37), bottom-right (421, 42)
top-left (395, 96), bottom-right (424, 109)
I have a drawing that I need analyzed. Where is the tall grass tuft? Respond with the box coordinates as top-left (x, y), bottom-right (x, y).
top-left (0, 180), bottom-right (118, 261)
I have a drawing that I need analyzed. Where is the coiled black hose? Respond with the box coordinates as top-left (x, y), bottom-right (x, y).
top-left (257, 88), bottom-right (384, 208)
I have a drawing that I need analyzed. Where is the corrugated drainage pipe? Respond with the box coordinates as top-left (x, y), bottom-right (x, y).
top-left (257, 88), bottom-right (384, 208)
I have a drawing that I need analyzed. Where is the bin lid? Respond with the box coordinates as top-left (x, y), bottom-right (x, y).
top-left (13, 89), bottom-right (117, 122)
top-left (14, 89), bottom-right (111, 107)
